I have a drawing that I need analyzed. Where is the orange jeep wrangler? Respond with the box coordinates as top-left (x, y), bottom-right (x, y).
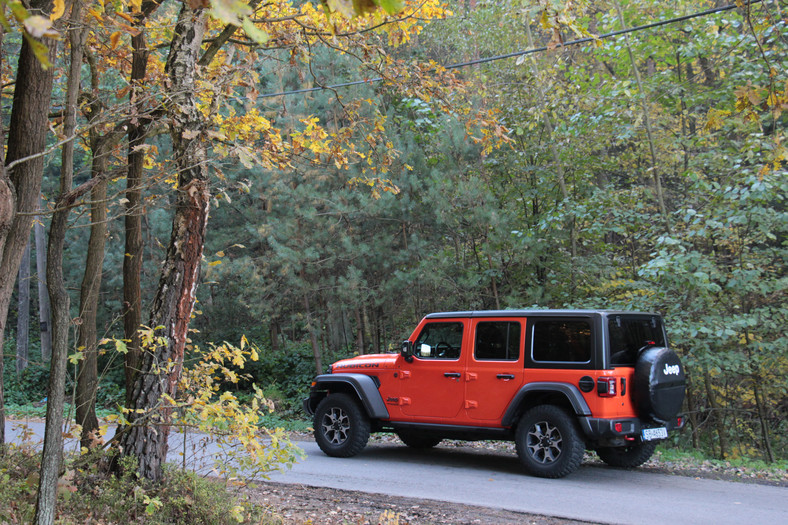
top-left (303, 310), bottom-right (685, 478)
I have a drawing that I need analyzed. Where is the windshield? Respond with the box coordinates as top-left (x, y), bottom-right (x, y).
top-left (608, 315), bottom-right (666, 366)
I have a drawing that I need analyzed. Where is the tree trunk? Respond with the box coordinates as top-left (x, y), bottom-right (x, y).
top-left (75, 173), bottom-right (108, 448)
top-left (123, 22), bottom-right (151, 406)
top-left (752, 380), bottom-right (774, 463)
top-left (613, 0), bottom-right (670, 232)
top-left (355, 308), bottom-right (365, 355)
top-left (703, 367), bottom-right (728, 459)
top-left (34, 1), bottom-right (81, 521)
top-left (16, 241), bottom-right (31, 375)
top-left (523, 22), bottom-right (577, 288)
top-left (0, 0), bottom-right (58, 452)
top-left (116, 2), bottom-right (209, 482)
top-left (35, 199), bottom-right (52, 363)
top-left (302, 273), bottom-right (323, 375)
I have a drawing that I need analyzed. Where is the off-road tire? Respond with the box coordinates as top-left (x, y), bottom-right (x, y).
top-left (396, 431), bottom-right (443, 449)
top-left (596, 441), bottom-right (658, 468)
top-left (314, 393), bottom-right (370, 457)
top-left (515, 405), bottom-right (585, 478)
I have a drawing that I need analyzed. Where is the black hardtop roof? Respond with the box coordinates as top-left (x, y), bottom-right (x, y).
top-left (424, 309), bottom-right (661, 319)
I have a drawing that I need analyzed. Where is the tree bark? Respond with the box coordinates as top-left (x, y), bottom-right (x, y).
top-left (0, 0), bottom-right (58, 452)
top-left (35, 199), bottom-right (52, 363)
top-left (123, 17), bottom-right (152, 406)
top-left (16, 241), bottom-right (31, 375)
top-left (34, 0), bottom-right (83, 521)
top-left (75, 171), bottom-right (108, 449)
top-left (74, 47), bottom-right (127, 448)
top-left (116, 2), bottom-right (209, 482)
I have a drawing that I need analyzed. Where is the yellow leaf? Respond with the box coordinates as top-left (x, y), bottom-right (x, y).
top-left (110, 31), bottom-right (121, 50)
top-left (50, 0), bottom-right (65, 21)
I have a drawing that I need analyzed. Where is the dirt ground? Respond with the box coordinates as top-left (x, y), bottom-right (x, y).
top-left (244, 480), bottom-right (594, 525)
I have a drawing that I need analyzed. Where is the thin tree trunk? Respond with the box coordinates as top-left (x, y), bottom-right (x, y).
top-left (75, 174), bottom-right (108, 448)
top-left (613, 0), bottom-right (670, 232)
top-left (752, 380), bottom-right (774, 463)
top-left (35, 199), bottom-right (52, 363)
top-left (123, 21), bottom-right (151, 406)
top-left (16, 241), bottom-right (31, 375)
top-left (35, 0), bottom-right (82, 518)
top-left (0, 0), bottom-right (58, 452)
top-left (75, 48), bottom-right (126, 448)
top-left (116, 2), bottom-right (209, 482)
top-left (523, 22), bottom-right (577, 279)
top-left (302, 273), bottom-right (323, 375)
top-left (703, 367), bottom-right (728, 459)
top-left (355, 308), bottom-right (365, 355)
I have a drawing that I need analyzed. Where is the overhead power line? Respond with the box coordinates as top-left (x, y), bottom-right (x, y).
top-left (260, 0), bottom-right (764, 99)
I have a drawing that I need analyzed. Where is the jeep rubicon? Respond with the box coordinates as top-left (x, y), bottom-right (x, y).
top-left (303, 310), bottom-right (685, 478)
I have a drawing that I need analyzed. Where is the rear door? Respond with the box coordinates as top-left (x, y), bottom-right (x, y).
top-left (465, 318), bottom-right (525, 422)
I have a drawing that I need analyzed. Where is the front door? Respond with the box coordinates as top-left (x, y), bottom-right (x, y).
top-left (399, 320), bottom-right (467, 420)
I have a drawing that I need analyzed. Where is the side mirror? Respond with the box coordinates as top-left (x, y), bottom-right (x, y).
top-left (401, 340), bottom-right (414, 362)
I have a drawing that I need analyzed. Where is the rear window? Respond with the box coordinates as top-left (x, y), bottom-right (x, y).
top-left (531, 320), bottom-right (591, 363)
top-left (608, 315), bottom-right (666, 366)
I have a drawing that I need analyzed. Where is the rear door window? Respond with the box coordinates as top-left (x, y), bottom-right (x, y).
top-left (474, 321), bottom-right (521, 361)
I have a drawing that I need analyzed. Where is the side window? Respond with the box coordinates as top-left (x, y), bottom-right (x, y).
top-left (531, 320), bottom-right (591, 363)
top-left (414, 322), bottom-right (463, 359)
top-left (474, 322), bottom-right (521, 361)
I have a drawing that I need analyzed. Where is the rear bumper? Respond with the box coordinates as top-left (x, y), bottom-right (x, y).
top-left (579, 414), bottom-right (685, 440)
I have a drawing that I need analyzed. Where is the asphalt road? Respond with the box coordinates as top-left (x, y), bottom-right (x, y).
top-left (265, 441), bottom-right (787, 525)
top-left (6, 420), bottom-right (787, 524)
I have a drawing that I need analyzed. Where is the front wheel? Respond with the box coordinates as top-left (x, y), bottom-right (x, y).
top-left (314, 393), bottom-right (370, 457)
top-left (596, 441), bottom-right (657, 468)
top-left (515, 405), bottom-right (585, 478)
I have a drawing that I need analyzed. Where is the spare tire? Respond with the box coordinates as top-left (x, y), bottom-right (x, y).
top-left (632, 347), bottom-right (685, 423)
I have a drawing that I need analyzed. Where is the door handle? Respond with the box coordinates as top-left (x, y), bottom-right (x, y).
top-left (444, 372), bottom-right (461, 378)
top-left (496, 374), bottom-right (515, 380)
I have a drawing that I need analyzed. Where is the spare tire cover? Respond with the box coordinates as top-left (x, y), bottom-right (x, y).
top-left (633, 347), bottom-right (686, 422)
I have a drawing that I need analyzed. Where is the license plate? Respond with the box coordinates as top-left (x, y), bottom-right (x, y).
top-left (642, 427), bottom-right (668, 441)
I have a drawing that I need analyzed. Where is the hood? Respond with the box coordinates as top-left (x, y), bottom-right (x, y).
top-left (331, 353), bottom-right (399, 372)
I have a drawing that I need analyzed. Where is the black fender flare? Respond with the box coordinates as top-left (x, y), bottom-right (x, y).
top-left (304, 373), bottom-right (390, 420)
top-left (501, 382), bottom-right (591, 427)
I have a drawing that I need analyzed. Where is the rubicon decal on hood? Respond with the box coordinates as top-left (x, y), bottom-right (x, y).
top-left (335, 362), bottom-right (381, 369)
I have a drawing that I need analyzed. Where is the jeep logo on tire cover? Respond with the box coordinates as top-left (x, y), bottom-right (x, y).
top-left (663, 363), bottom-right (681, 376)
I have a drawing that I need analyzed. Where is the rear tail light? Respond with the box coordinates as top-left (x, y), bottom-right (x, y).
top-left (597, 377), bottom-right (617, 397)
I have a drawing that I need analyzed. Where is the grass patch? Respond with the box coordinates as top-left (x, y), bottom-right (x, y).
top-left (650, 445), bottom-right (788, 483)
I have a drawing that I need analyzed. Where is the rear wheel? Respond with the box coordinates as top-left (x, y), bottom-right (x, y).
top-left (515, 405), bottom-right (584, 478)
top-left (396, 431), bottom-right (442, 449)
top-left (314, 393), bottom-right (370, 457)
top-left (596, 441), bottom-right (657, 468)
